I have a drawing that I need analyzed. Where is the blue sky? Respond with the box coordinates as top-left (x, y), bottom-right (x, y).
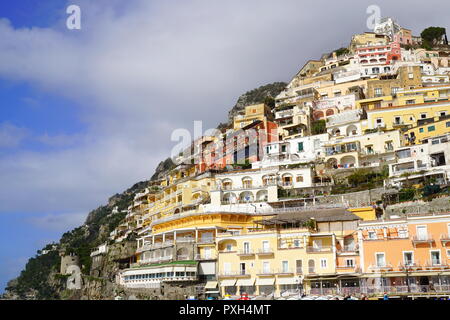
top-left (1, 0), bottom-right (449, 294)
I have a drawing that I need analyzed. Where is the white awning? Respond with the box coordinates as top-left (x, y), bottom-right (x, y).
top-left (256, 278), bottom-right (275, 286)
top-left (277, 277), bottom-right (297, 285)
top-left (205, 281), bottom-right (218, 289)
top-left (236, 278), bottom-right (255, 286)
top-left (220, 279), bottom-right (237, 287)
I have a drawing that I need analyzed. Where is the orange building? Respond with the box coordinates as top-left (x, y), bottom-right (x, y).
top-left (358, 213), bottom-right (450, 296)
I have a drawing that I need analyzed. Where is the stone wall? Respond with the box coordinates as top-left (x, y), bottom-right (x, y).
top-left (314, 187), bottom-right (396, 207)
top-left (386, 195), bottom-right (450, 217)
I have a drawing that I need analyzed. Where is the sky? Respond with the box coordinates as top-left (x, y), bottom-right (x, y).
top-left (0, 0), bottom-right (449, 293)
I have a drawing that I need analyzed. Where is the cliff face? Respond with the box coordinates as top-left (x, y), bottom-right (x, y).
top-left (226, 82), bottom-right (287, 124)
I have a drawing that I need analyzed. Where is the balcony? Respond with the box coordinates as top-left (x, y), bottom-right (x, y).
top-left (194, 253), bottom-right (217, 261)
top-left (440, 234), bottom-right (450, 245)
top-left (257, 269), bottom-right (275, 276)
top-left (275, 268), bottom-right (294, 275)
top-left (411, 234), bottom-right (435, 245)
top-left (336, 265), bottom-right (361, 273)
top-left (306, 246), bottom-right (333, 253)
top-left (197, 237), bottom-right (215, 245)
top-left (337, 245), bottom-right (358, 254)
top-left (256, 248), bottom-right (274, 256)
top-left (392, 120), bottom-right (407, 127)
top-left (176, 237), bottom-right (195, 244)
top-left (219, 271), bottom-right (250, 278)
top-left (176, 254), bottom-right (191, 261)
top-left (237, 249), bottom-right (255, 257)
top-left (398, 262), bottom-right (422, 271)
top-left (424, 260), bottom-right (449, 270)
top-left (368, 263), bottom-right (393, 272)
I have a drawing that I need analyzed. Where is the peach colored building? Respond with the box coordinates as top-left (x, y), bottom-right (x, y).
top-left (358, 213), bottom-right (450, 296)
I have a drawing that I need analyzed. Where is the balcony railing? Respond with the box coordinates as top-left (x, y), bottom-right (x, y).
top-left (257, 269), bottom-right (275, 275)
top-left (219, 271), bottom-right (250, 277)
top-left (276, 268), bottom-right (294, 275)
top-left (306, 246), bottom-right (333, 253)
top-left (424, 260), bottom-right (449, 269)
top-left (257, 248), bottom-right (274, 255)
top-left (398, 262), bottom-right (422, 270)
top-left (308, 267), bottom-right (316, 274)
top-left (194, 254), bottom-right (217, 261)
top-left (412, 234), bottom-right (435, 243)
top-left (237, 250), bottom-right (255, 257)
top-left (197, 237), bottom-right (215, 244)
top-left (440, 234), bottom-right (450, 244)
top-left (368, 263), bottom-right (393, 272)
top-left (337, 245), bottom-right (358, 253)
top-left (176, 238), bottom-right (195, 243)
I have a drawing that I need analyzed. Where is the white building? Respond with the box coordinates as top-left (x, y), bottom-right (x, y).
top-left (388, 134), bottom-right (450, 187)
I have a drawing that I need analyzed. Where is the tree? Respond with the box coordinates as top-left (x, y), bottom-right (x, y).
top-left (334, 47), bottom-right (350, 57)
top-left (421, 27), bottom-right (447, 48)
top-left (311, 120), bottom-right (326, 135)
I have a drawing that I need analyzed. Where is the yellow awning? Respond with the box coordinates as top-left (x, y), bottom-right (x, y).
top-left (236, 278), bottom-right (255, 286)
top-left (205, 281), bottom-right (218, 289)
top-left (220, 279), bottom-right (236, 287)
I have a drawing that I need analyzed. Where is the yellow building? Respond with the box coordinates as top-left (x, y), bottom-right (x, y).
top-left (233, 103), bottom-right (274, 130)
top-left (405, 116), bottom-right (450, 144)
top-left (349, 32), bottom-right (390, 51)
top-left (324, 130), bottom-right (402, 170)
top-left (217, 208), bottom-right (362, 297)
top-left (364, 101), bottom-right (450, 132)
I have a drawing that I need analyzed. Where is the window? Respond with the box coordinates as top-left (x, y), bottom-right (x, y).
top-left (376, 253), bottom-right (386, 267)
top-left (408, 73), bottom-right (414, 79)
top-left (447, 249), bottom-right (450, 258)
top-left (428, 125), bottom-right (436, 132)
top-left (226, 244), bottom-right (233, 252)
top-left (263, 262), bottom-right (270, 273)
top-left (240, 263), bottom-right (246, 275)
top-left (431, 251), bottom-right (441, 265)
top-left (262, 240), bottom-right (270, 253)
top-left (416, 226), bottom-right (428, 240)
top-left (420, 113), bottom-right (427, 119)
top-left (296, 175), bottom-right (304, 183)
top-left (345, 259), bottom-right (355, 268)
top-left (320, 259), bottom-right (327, 268)
top-left (368, 231), bottom-right (377, 239)
top-left (282, 261), bottom-right (289, 273)
top-left (293, 239), bottom-right (301, 247)
top-left (391, 87), bottom-right (400, 95)
top-left (296, 260), bottom-right (302, 273)
top-left (406, 99), bottom-right (416, 105)
top-left (374, 88), bottom-right (383, 96)
top-left (419, 128), bottom-right (424, 133)
top-left (243, 242), bottom-right (250, 254)
top-left (446, 121), bottom-right (450, 128)
top-left (298, 142), bottom-right (304, 152)
top-left (403, 252), bottom-right (413, 265)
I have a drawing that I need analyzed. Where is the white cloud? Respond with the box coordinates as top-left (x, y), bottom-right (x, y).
top-left (27, 212), bottom-right (87, 232)
top-left (0, 122), bottom-right (28, 148)
top-left (0, 0), bottom-right (449, 217)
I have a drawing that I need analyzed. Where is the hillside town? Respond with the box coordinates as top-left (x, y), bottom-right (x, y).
top-left (56, 18), bottom-right (450, 300)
